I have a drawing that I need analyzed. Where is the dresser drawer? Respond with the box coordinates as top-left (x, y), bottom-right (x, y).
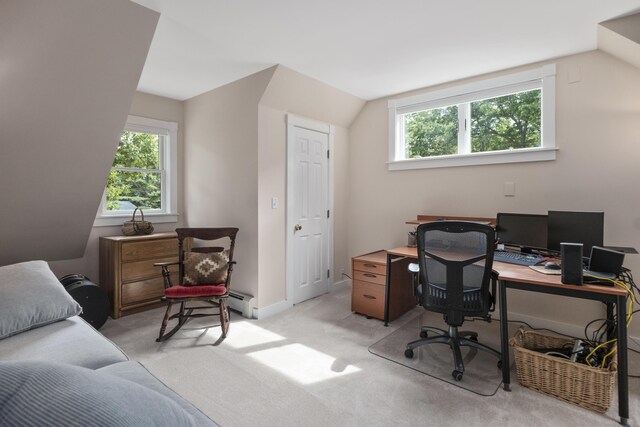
top-left (121, 275), bottom-right (176, 306)
top-left (353, 269), bottom-right (386, 286)
top-left (353, 259), bottom-right (385, 275)
top-left (351, 280), bottom-right (384, 319)
top-left (121, 239), bottom-right (178, 262)
top-left (121, 256), bottom-right (178, 282)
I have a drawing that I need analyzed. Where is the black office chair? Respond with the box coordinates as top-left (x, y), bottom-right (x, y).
top-left (404, 221), bottom-right (501, 381)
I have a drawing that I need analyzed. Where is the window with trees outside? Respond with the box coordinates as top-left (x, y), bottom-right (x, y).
top-left (388, 65), bottom-right (557, 170)
top-left (94, 115), bottom-right (178, 226)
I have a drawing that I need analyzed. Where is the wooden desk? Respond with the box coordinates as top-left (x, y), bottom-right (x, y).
top-left (405, 214), bottom-right (496, 227)
top-left (385, 245), bottom-right (630, 426)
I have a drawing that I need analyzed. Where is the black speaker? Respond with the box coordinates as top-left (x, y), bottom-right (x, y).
top-left (589, 246), bottom-right (625, 275)
top-left (561, 243), bottom-right (583, 285)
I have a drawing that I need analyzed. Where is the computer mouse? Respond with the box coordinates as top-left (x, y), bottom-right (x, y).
top-left (544, 261), bottom-right (561, 270)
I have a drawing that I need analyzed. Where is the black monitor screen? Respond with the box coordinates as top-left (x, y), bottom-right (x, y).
top-left (496, 213), bottom-right (548, 251)
top-left (547, 211), bottom-right (604, 256)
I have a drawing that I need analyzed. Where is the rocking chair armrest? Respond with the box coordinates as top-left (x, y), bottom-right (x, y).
top-left (153, 261), bottom-right (180, 268)
top-left (154, 261), bottom-right (180, 289)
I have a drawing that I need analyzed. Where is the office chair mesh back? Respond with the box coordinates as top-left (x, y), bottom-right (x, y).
top-left (417, 221), bottom-right (495, 327)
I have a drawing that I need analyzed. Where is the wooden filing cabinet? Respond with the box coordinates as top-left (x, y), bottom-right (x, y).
top-left (99, 232), bottom-right (180, 319)
top-left (351, 250), bottom-right (415, 321)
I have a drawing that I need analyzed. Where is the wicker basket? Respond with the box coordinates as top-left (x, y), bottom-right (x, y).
top-left (509, 328), bottom-right (617, 413)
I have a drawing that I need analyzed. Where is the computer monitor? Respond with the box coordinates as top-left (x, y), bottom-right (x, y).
top-left (547, 211), bottom-right (604, 256)
top-left (496, 213), bottom-right (548, 252)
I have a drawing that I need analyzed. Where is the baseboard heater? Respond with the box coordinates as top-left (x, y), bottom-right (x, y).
top-left (228, 290), bottom-right (255, 318)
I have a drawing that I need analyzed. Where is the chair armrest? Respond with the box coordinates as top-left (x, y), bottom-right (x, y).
top-left (489, 270), bottom-right (498, 312)
top-left (153, 261), bottom-right (180, 267)
top-left (154, 261), bottom-right (179, 289)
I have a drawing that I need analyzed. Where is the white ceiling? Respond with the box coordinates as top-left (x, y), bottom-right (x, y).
top-left (131, 0), bottom-right (640, 101)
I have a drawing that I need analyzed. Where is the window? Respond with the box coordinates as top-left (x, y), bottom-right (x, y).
top-left (388, 65), bottom-right (556, 170)
top-left (94, 115), bottom-right (178, 226)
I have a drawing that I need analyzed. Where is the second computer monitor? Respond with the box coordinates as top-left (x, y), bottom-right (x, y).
top-left (496, 213), bottom-right (548, 251)
top-left (547, 211), bottom-right (604, 256)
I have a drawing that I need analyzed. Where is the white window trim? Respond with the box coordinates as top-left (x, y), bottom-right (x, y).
top-left (94, 115), bottom-right (178, 227)
top-left (388, 64), bottom-right (557, 170)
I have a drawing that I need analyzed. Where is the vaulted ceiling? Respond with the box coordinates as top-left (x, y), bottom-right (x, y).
top-left (0, 0), bottom-right (158, 266)
top-left (131, 0), bottom-right (640, 101)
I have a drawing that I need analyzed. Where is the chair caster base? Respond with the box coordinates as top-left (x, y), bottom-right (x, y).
top-left (452, 370), bottom-right (463, 381)
top-left (404, 348), bottom-right (414, 359)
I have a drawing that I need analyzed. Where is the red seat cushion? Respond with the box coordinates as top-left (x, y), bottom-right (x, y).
top-left (164, 284), bottom-right (227, 298)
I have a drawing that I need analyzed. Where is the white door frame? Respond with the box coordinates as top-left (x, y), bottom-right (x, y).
top-left (286, 114), bottom-right (335, 305)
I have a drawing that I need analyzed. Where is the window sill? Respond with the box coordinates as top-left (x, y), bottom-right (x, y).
top-left (387, 147), bottom-right (557, 171)
top-left (93, 213), bottom-right (179, 227)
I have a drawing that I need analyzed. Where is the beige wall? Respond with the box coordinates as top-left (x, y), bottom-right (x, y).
top-left (348, 50), bottom-right (640, 336)
top-left (257, 106), bottom-right (354, 308)
top-left (181, 65), bottom-right (363, 309)
top-left (49, 92), bottom-right (185, 281)
top-left (183, 68), bottom-right (275, 301)
top-left (0, 0), bottom-right (158, 267)
top-left (257, 66), bottom-right (364, 308)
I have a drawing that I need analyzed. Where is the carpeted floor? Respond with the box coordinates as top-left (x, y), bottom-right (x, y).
top-left (100, 285), bottom-right (639, 426)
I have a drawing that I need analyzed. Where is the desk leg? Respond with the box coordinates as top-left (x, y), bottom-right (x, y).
top-left (383, 252), bottom-right (392, 326)
top-left (499, 280), bottom-right (511, 391)
top-left (616, 295), bottom-right (629, 426)
top-left (606, 302), bottom-right (615, 342)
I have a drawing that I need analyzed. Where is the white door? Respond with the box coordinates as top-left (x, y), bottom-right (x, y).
top-left (287, 116), bottom-right (332, 305)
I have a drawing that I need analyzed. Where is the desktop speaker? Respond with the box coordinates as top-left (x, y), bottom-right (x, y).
top-left (589, 246), bottom-right (625, 275)
top-left (561, 243), bottom-right (583, 285)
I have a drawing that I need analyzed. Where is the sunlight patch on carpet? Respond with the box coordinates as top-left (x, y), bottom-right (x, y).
top-left (248, 343), bottom-right (360, 385)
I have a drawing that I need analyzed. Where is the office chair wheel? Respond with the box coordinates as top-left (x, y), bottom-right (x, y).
top-left (497, 360), bottom-right (503, 369)
top-left (404, 348), bottom-right (414, 359)
top-left (452, 370), bottom-right (463, 381)
top-left (419, 330), bottom-right (428, 339)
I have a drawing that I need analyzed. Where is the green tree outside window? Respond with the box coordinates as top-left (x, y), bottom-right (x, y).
top-left (106, 131), bottom-right (162, 211)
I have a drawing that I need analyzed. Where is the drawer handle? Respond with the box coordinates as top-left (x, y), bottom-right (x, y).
top-left (363, 294), bottom-right (376, 300)
top-left (363, 263), bottom-right (378, 268)
top-left (363, 273), bottom-right (377, 278)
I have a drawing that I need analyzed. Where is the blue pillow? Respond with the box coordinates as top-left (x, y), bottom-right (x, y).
top-left (0, 261), bottom-right (81, 339)
top-left (0, 361), bottom-right (198, 426)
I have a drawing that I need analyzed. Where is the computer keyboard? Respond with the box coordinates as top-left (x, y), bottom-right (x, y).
top-left (494, 250), bottom-right (545, 266)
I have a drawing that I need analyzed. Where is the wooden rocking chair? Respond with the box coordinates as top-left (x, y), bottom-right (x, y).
top-left (154, 227), bottom-right (238, 342)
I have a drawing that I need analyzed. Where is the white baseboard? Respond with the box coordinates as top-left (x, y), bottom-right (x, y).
top-left (252, 299), bottom-right (292, 320)
top-left (253, 280), bottom-right (351, 319)
top-left (332, 278), bottom-right (351, 290)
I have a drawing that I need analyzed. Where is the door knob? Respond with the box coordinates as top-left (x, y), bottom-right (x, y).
top-left (294, 224), bottom-right (302, 232)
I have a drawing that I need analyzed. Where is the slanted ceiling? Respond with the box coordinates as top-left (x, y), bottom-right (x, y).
top-left (0, 0), bottom-right (159, 266)
top-left (598, 13), bottom-right (640, 69)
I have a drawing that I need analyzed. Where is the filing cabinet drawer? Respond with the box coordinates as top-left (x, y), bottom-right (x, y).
top-left (353, 269), bottom-right (386, 286)
top-left (353, 259), bottom-right (385, 275)
top-left (351, 280), bottom-right (384, 319)
top-left (351, 250), bottom-right (415, 323)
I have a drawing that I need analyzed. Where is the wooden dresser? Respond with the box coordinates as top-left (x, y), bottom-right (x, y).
top-left (351, 250), bottom-right (415, 321)
top-left (99, 232), bottom-right (180, 319)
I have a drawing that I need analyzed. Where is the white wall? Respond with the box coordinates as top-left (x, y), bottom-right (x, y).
top-left (348, 50), bottom-right (640, 337)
